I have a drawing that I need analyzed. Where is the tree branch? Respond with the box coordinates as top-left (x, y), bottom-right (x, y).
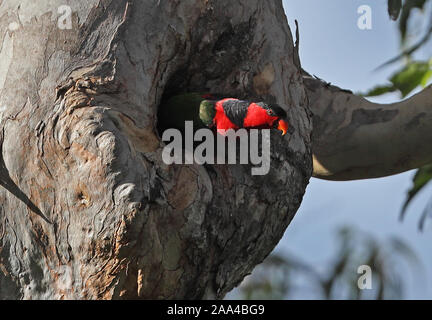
top-left (304, 76), bottom-right (432, 180)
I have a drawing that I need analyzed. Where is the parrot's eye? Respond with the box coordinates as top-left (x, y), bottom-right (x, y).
top-left (267, 109), bottom-right (275, 116)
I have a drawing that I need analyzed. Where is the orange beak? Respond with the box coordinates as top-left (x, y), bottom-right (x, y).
top-left (277, 119), bottom-right (288, 136)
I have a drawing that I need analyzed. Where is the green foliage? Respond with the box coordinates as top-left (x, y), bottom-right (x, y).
top-left (236, 227), bottom-right (421, 300)
top-left (391, 60), bottom-right (432, 96)
top-left (363, 85), bottom-right (397, 97)
top-left (364, 60), bottom-right (432, 97)
top-left (400, 164), bottom-right (432, 228)
top-left (368, 2), bottom-right (432, 228)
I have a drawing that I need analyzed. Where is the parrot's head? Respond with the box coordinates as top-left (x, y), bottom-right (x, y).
top-left (242, 102), bottom-right (289, 136)
top-left (261, 103), bottom-right (289, 136)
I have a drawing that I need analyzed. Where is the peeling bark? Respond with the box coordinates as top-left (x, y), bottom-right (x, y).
top-left (0, 0), bottom-right (311, 299)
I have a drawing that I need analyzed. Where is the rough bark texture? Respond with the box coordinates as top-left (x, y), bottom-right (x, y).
top-left (305, 77), bottom-right (432, 180)
top-left (0, 0), bottom-right (312, 299)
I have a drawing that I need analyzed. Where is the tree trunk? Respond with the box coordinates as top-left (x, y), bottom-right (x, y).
top-left (0, 0), bottom-right (312, 299)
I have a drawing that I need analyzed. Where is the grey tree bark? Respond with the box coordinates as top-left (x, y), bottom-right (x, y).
top-left (2, 0), bottom-right (429, 300)
top-left (0, 0), bottom-right (312, 299)
top-left (305, 77), bottom-right (432, 180)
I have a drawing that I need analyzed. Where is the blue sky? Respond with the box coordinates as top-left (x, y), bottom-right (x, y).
top-left (232, 0), bottom-right (432, 299)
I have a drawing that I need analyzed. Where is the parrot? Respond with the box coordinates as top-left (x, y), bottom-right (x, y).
top-left (158, 92), bottom-right (289, 135)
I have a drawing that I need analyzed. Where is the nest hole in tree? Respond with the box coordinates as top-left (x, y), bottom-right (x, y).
top-left (156, 19), bottom-right (259, 137)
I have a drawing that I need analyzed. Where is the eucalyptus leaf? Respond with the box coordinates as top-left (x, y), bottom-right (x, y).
top-left (400, 164), bottom-right (432, 220)
top-left (365, 61), bottom-right (431, 97)
top-left (363, 85), bottom-right (396, 97)
top-left (390, 61), bottom-right (431, 97)
top-left (388, 0), bottom-right (402, 20)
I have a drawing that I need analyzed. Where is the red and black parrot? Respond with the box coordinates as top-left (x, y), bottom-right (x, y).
top-left (157, 93), bottom-right (289, 135)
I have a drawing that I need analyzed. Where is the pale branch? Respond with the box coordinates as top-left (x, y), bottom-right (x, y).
top-left (304, 76), bottom-right (432, 180)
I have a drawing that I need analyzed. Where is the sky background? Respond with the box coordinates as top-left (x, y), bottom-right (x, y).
top-left (229, 0), bottom-right (432, 299)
